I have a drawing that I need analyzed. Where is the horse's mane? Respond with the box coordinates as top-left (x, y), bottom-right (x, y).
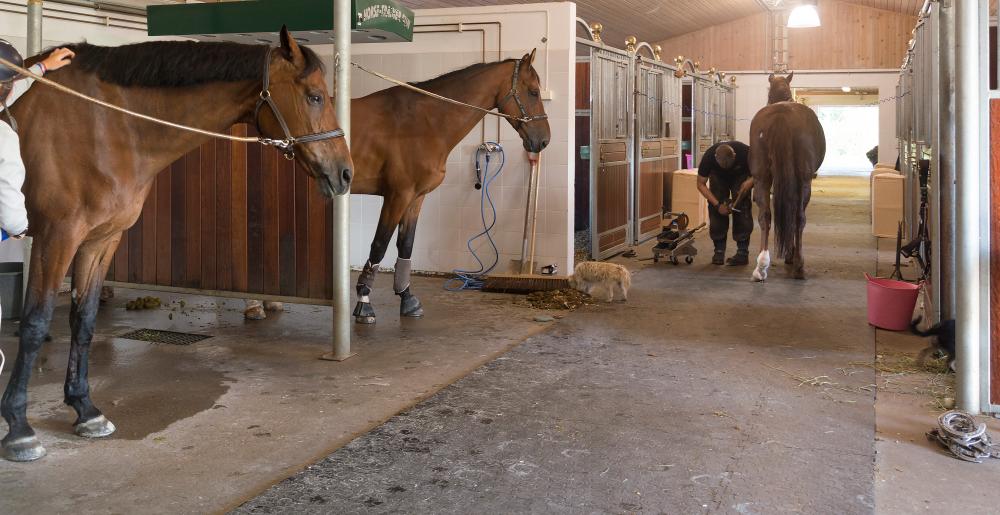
top-left (409, 58), bottom-right (522, 89)
top-left (45, 41), bottom-right (324, 88)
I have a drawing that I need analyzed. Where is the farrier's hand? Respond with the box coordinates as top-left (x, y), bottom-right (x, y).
top-left (40, 48), bottom-right (75, 72)
top-left (717, 203), bottom-right (731, 216)
top-left (10, 231), bottom-right (26, 240)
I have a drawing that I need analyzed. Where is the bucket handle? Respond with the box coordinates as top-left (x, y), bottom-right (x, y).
top-left (864, 272), bottom-right (925, 289)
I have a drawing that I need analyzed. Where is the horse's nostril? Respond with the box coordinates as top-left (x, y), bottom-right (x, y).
top-left (341, 168), bottom-right (353, 184)
top-left (541, 139), bottom-right (549, 150)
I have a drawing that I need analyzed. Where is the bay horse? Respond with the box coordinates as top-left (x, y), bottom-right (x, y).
top-left (244, 51), bottom-right (551, 322)
top-left (2, 28), bottom-right (353, 462)
top-left (748, 72), bottom-right (826, 281)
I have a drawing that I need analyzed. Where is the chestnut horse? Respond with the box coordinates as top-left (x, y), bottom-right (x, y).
top-left (245, 51), bottom-right (550, 322)
top-left (749, 72), bottom-right (826, 281)
top-left (1, 29), bottom-right (353, 461)
top-left (351, 51), bottom-right (549, 323)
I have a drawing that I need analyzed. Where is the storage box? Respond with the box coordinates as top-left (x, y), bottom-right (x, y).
top-left (0, 262), bottom-right (22, 320)
top-left (871, 172), bottom-right (904, 238)
top-left (671, 169), bottom-right (709, 227)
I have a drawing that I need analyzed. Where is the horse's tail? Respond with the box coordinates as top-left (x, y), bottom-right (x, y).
top-left (768, 122), bottom-right (803, 260)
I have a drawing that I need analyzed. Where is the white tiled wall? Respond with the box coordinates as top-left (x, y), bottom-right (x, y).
top-left (337, 2), bottom-right (576, 275)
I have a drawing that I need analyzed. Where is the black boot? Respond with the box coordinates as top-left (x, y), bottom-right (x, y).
top-left (712, 249), bottom-right (725, 265)
top-left (726, 250), bottom-right (749, 266)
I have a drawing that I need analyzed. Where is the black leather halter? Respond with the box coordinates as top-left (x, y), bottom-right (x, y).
top-left (497, 58), bottom-right (548, 125)
top-left (254, 48), bottom-right (345, 160)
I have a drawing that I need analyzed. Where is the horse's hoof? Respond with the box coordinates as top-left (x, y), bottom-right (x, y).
top-left (400, 295), bottom-right (424, 318)
top-left (793, 269), bottom-right (806, 280)
top-left (2, 435), bottom-right (46, 462)
top-left (74, 415), bottom-right (116, 438)
top-left (244, 306), bottom-right (266, 320)
top-left (354, 315), bottom-right (376, 325)
top-left (262, 301), bottom-right (284, 312)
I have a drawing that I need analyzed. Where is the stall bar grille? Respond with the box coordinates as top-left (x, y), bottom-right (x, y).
top-left (120, 329), bottom-right (211, 346)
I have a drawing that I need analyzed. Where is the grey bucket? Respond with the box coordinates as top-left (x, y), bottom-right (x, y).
top-left (0, 262), bottom-right (22, 320)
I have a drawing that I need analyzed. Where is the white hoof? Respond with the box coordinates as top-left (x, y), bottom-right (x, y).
top-left (2, 436), bottom-right (46, 461)
top-left (74, 415), bottom-right (116, 438)
top-left (752, 250), bottom-right (770, 282)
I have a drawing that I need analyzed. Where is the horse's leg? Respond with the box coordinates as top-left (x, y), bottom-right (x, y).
top-left (395, 195), bottom-right (426, 318)
top-left (354, 194), bottom-right (413, 324)
top-left (792, 182), bottom-right (812, 280)
top-left (2, 227), bottom-right (84, 461)
top-left (752, 182), bottom-right (772, 282)
top-left (65, 234), bottom-right (120, 438)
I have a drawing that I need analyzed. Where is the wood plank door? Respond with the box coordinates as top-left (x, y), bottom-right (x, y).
top-left (590, 47), bottom-right (632, 259)
top-left (104, 124), bottom-right (334, 302)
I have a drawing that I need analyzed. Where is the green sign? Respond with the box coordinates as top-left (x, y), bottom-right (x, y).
top-left (579, 145), bottom-right (590, 161)
top-left (147, 0), bottom-right (414, 44)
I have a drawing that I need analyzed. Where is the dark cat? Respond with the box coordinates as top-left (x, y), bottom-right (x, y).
top-left (911, 316), bottom-right (956, 372)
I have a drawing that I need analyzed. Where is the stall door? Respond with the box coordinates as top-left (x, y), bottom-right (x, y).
top-left (590, 48), bottom-right (632, 259)
top-left (633, 62), bottom-right (681, 243)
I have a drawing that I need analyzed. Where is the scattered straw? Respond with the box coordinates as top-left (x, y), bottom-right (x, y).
top-left (515, 289), bottom-right (597, 311)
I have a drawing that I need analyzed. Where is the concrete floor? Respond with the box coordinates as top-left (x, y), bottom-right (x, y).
top-left (234, 177), bottom-right (893, 514)
top-left (2, 176), bottom-right (998, 514)
top-left (0, 277), bottom-right (550, 513)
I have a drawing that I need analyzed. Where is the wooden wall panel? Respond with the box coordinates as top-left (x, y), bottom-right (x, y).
top-left (655, 0), bottom-right (915, 71)
top-left (106, 124), bottom-right (336, 301)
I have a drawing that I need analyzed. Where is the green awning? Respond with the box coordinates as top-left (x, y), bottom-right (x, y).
top-left (147, 0), bottom-right (414, 44)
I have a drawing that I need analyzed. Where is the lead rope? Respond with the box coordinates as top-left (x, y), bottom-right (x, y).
top-left (927, 410), bottom-right (1000, 463)
top-left (0, 55), bottom-right (313, 150)
top-left (350, 61), bottom-right (545, 124)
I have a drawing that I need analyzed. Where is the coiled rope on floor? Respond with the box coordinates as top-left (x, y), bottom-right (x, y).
top-left (927, 410), bottom-right (1000, 463)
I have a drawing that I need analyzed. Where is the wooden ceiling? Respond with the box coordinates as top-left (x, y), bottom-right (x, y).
top-left (399, 0), bottom-right (927, 49)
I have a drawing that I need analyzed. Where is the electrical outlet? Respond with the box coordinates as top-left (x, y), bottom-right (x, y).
top-left (541, 90), bottom-right (555, 101)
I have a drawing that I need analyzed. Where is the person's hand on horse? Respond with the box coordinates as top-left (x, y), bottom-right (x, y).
top-left (40, 48), bottom-right (74, 72)
top-left (10, 231), bottom-right (26, 240)
top-left (717, 203), bottom-right (731, 216)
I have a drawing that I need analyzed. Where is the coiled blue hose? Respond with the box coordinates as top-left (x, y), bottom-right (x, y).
top-left (444, 143), bottom-right (505, 291)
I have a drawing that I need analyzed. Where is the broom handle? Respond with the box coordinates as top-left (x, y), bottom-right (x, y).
top-left (520, 154), bottom-right (541, 274)
top-left (527, 154), bottom-right (542, 274)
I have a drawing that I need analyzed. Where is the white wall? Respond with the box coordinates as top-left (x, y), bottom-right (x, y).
top-left (727, 70), bottom-right (901, 166)
top-left (335, 2), bottom-right (576, 275)
top-left (1, 1), bottom-right (156, 263)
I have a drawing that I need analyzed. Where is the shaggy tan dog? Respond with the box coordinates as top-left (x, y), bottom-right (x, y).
top-left (567, 261), bottom-right (631, 302)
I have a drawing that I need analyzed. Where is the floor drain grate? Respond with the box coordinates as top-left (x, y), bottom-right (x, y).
top-left (119, 328), bottom-right (211, 345)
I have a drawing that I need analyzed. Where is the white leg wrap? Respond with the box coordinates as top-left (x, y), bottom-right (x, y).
top-left (752, 250), bottom-right (770, 282)
top-left (394, 258), bottom-right (412, 294)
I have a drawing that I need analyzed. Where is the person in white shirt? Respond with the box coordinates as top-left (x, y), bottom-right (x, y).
top-left (0, 40), bottom-right (75, 240)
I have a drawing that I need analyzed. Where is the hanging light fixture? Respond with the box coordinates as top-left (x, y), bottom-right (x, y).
top-left (787, 0), bottom-right (821, 28)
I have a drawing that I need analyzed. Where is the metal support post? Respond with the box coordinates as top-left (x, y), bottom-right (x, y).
top-left (938, 1), bottom-right (956, 321)
top-left (954, 0), bottom-right (981, 413)
top-left (322, 0), bottom-right (354, 362)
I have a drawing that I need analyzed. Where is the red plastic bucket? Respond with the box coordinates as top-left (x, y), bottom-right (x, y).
top-left (865, 273), bottom-right (920, 331)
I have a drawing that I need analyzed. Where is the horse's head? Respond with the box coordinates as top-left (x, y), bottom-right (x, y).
top-left (256, 27), bottom-right (353, 197)
top-left (497, 49), bottom-right (550, 153)
top-left (767, 72), bottom-right (794, 104)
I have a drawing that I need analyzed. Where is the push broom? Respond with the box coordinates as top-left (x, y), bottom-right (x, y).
top-left (482, 152), bottom-right (569, 294)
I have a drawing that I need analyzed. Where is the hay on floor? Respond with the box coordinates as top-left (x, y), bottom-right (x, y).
top-left (516, 289), bottom-right (596, 311)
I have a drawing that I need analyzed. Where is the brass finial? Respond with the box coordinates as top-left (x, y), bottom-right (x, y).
top-left (653, 44), bottom-right (662, 61)
top-left (590, 22), bottom-right (603, 43)
top-left (625, 35), bottom-right (637, 53)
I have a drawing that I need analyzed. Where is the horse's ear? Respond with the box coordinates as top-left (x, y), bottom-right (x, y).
top-left (785, 71), bottom-right (794, 84)
top-left (768, 73), bottom-right (775, 82)
top-left (525, 48), bottom-right (537, 67)
top-left (279, 25), bottom-right (305, 67)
